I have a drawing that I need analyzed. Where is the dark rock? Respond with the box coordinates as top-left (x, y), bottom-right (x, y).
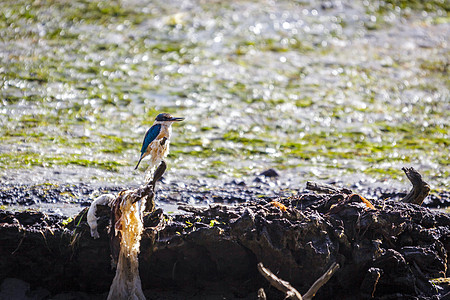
top-left (0, 278), bottom-right (30, 300)
top-left (0, 278), bottom-right (51, 300)
top-left (424, 191), bottom-right (450, 208)
top-left (226, 180), bottom-right (246, 186)
top-left (259, 168), bottom-right (279, 178)
top-left (253, 176), bottom-right (265, 183)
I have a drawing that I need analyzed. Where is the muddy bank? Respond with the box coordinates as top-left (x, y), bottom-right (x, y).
top-left (1, 182), bottom-right (449, 299)
top-left (1, 176), bottom-right (449, 217)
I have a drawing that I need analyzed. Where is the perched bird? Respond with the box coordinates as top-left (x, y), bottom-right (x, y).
top-left (135, 113), bottom-right (184, 170)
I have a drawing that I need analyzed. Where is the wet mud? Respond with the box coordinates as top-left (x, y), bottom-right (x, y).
top-left (1, 182), bottom-right (449, 299)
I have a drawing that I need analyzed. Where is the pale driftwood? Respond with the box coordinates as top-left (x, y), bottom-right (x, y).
top-left (257, 263), bottom-right (303, 300)
top-left (257, 262), bottom-right (340, 300)
top-left (107, 161), bottom-right (167, 300)
top-left (87, 194), bottom-right (115, 239)
top-left (401, 167), bottom-right (430, 205)
top-left (306, 181), bottom-right (352, 195)
top-left (108, 191), bottom-right (146, 300)
top-left (303, 262), bottom-right (340, 300)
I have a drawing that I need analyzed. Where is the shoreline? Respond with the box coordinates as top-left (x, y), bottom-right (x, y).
top-left (2, 177), bottom-right (449, 218)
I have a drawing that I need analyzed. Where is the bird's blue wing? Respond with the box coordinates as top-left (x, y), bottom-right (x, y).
top-left (140, 124), bottom-right (161, 154)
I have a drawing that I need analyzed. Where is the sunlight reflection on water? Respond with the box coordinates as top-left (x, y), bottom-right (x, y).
top-left (0, 0), bottom-right (448, 191)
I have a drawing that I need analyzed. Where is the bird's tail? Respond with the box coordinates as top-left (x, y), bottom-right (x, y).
top-left (135, 156), bottom-right (143, 170)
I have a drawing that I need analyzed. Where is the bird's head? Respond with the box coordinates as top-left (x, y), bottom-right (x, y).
top-left (154, 113), bottom-right (184, 124)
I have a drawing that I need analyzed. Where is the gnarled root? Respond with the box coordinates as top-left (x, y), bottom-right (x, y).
top-left (401, 167), bottom-right (430, 205)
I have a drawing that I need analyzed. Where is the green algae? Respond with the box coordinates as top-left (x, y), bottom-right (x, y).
top-left (0, 152), bottom-right (124, 172)
top-left (376, 0), bottom-right (449, 12)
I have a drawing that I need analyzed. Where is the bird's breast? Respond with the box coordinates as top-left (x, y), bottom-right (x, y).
top-left (156, 125), bottom-right (171, 140)
top-left (144, 124), bottom-right (172, 158)
top-left (147, 139), bottom-right (170, 158)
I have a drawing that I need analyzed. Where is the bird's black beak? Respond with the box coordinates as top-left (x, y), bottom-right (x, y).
top-left (170, 117), bottom-right (184, 122)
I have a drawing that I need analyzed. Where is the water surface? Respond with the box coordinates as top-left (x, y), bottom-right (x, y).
top-left (1, 0), bottom-right (448, 197)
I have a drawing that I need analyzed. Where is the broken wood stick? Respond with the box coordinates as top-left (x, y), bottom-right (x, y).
top-left (303, 262), bottom-right (340, 300)
top-left (106, 161), bottom-right (167, 300)
top-left (257, 262), bottom-right (340, 300)
top-left (257, 263), bottom-right (303, 300)
top-left (133, 161), bottom-right (167, 212)
top-left (401, 167), bottom-right (430, 205)
top-left (87, 161), bottom-right (167, 241)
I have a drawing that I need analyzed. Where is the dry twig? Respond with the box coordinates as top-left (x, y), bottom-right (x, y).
top-left (303, 262), bottom-right (340, 300)
top-left (257, 262), bottom-right (340, 300)
top-left (257, 263), bottom-right (303, 299)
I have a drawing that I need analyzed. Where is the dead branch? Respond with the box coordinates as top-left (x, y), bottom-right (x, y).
top-left (106, 161), bottom-right (167, 300)
top-left (258, 262), bottom-right (339, 300)
top-left (306, 181), bottom-right (352, 195)
top-left (134, 161), bottom-right (167, 212)
top-left (303, 262), bottom-right (340, 300)
top-left (401, 167), bottom-right (430, 205)
top-left (110, 161), bottom-right (167, 264)
top-left (257, 263), bottom-right (303, 300)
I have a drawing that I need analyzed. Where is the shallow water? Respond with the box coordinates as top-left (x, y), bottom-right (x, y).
top-left (0, 0), bottom-right (449, 200)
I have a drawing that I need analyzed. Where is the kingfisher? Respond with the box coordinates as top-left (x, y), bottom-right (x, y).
top-left (135, 113), bottom-right (184, 170)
